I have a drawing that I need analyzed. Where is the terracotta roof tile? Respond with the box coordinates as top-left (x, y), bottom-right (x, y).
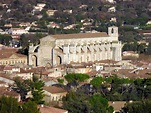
top-left (0, 49), bottom-right (26, 59)
top-left (52, 32), bottom-right (108, 39)
top-left (43, 86), bottom-right (67, 94)
top-left (39, 105), bottom-right (68, 113)
top-left (94, 59), bottom-right (118, 64)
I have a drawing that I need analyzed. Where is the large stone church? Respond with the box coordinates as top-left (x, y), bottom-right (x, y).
top-left (28, 26), bottom-right (122, 67)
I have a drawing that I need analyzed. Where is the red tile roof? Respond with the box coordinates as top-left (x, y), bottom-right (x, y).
top-left (52, 32), bottom-right (108, 39)
top-left (43, 86), bottom-right (67, 94)
top-left (0, 49), bottom-right (26, 59)
top-left (39, 105), bottom-right (68, 113)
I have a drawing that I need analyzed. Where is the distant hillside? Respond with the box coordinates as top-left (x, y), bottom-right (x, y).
top-left (0, 0), bottom-right (37, 4)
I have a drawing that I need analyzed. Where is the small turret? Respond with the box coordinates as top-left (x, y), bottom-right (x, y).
top-left (108, 26), bottom-right (118, 37)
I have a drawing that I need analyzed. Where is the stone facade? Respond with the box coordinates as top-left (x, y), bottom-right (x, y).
top-left (29, 26), bottom-right (122, 67)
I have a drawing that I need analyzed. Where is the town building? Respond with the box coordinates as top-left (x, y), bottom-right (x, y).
top-left (8, 28), bottom-right (28, 35)
top-left (43, 86), bottom-right (67, 103)
top-left (0, 48), bottom-right (27, 65)
top-left (29, 26), bottom-right (122, 67)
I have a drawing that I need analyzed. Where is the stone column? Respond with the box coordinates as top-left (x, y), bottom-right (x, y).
top-left (106, 43), bottom-right (111, 59)
top-left (63, 44), bottom-right (70, 64)
top-left (116, 42), bottom-right (122, 61)
top-left (81, 44), bottom-right (87, 62)
top-left (94, 44), bottom-right (100, 61)
top-left (76, 45), bottom-right (82, 63)
top-left (100, 43), bottom-right (105, 60)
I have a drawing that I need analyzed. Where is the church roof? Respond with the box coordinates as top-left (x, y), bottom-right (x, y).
top-left (51, 32), bottom-right (108, 39)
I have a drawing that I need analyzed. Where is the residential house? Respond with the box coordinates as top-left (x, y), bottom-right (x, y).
top-left (0, 81), bottom-right (9, 87)
top-left (110, 17), bottom-right (117, 23)
top-left (37, 3), bottom-right (46, 8)
top-left (139, 30), bottom-right (151, 36)
top-left (111, 68), bottom-right (151, 79)
top-left (4, 66), bottom-right (33, 80)
top-left (63, 24), bottom-right (78, 30)
top-left (122, 51), bottom-right (139, 58)
top-left (115, 60), bottom-right (135, 69)
top-left (0, 48), bottom-right (27, 65)
top-left (3, 65), bottom-right (20, 73)
top-left (32, 3), bottom-right (46, 14)
top-left (79, 5), bottom-right (88, 9)
top-left (66, 63), bottom-right (92, 74)
top-left (0, 29), bottom-right (7, 34)
top-left (4, 23), bottom-right (12, 28)
top-left (93, 59), bottom-right (119, 71)
top-left (19, 22), bottom-right (31, 27)
top-left (43, 86), bottom-right (67, 103)
top-left (0, 73), bottom-right (14, 85)
top-left (46, 10), bottom-right (57, 16)
top-left (108, 6), bottom-right (116, 12)
top-left (63, 10), bottom-right (72, 14)
top-left (146, 20), bottom-right (151, 25)
top-left (106, 0), bottom-right (115, 4)
top-left (8, 28), bottom-right (28, 35)
top-left (47, 22), bottom-right (60, 28)
top-left (0, 87), bottom-right (21, 102)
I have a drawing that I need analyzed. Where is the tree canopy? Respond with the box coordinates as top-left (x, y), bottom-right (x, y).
top-left (65, 73), bottom-right (90, 83)
top-left (14, 75), bottom-right (44, 104)
top-left (63, 91), bottom-right (113, 113)
top-left (121, 100), bottom-right (151, 113)
top-left (0, 96), bottom-right (40, 113)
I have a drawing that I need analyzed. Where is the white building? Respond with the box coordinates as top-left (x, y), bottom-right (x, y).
top-left (8, 28), bottom-right (28, 35)
top-left (106, 0), bottom-right (115, 3)
top-left (29, 26), bottom-right (122, 67)
top-left (108, 6), bottom-right (116, 12)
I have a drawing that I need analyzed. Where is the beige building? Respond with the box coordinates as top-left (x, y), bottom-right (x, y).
top-left (29, 26), bottom-right (122, 67)
top-left (0, 49), bottom-right (27, 65)
top-left (43, 86), bottom-right (67, 103)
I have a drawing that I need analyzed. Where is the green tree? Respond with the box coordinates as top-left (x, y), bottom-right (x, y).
top-left (65, 73), bottom-right (89, 83)
top-left (0, 96), bottom-right (19, 113)
top-left (0, 34), bottom-right (12, 46)
top-left (14, 76), bottom-right (45, 104)
top-left (146, 42), bottom-right (151, 55)
top-left (20, 100), bottom-right (40, 113)
top-left (31, 76), bottom-right (45, 104)
top-left (14, 77), bottom-right (31, 101)
top-left (65, 73), bottom-right (90, 90)
top-left (89, 95), bottom-right (113, 113)
top-left (0, 96), bottom-right (40, 113)
top-left (63, 92), bottom-right (113, 113)
top-left (121, 100), bottom-right (151, 113)
top-left (57, 78), bottom-right (64, 85)
top-left (63, 91), bottom-right (90, 113)
top-left (90, 76), bottom-right (104, 92)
